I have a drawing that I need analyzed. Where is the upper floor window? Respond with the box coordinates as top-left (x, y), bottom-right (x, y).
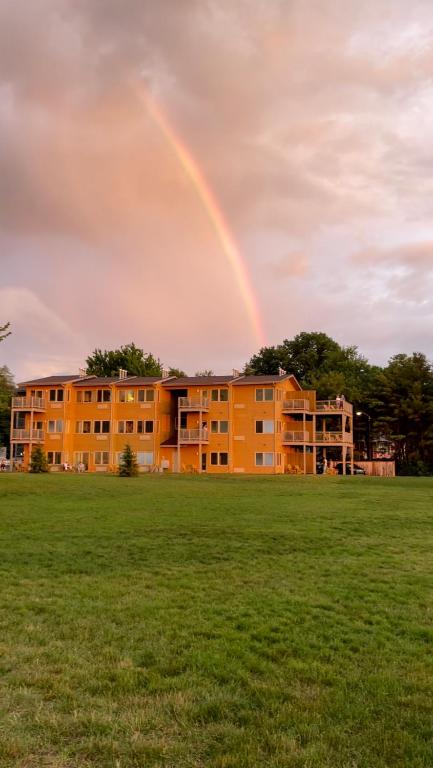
top-left (30, 389), bottom-right (43, 399)
top-left (76, 421), bottom-right (91, 434)
top-left (94, 420), bottom-right (110, 433)
top-left (138, 389), bottom-right (155, 402)
top-left (119, 390), bottom-right (135, 403)
top-left (137, 420), bottom-right (154, 434)
top-left (97, 389), bottom-right (111, 403)
top-left (211, 389), bottom-right (228, 402)
top-left (77, 390), bottom-right (93, 403)
top-left (255, 388), bottom-right (273, 402)
top-left (49, 389), bottom-right (64, 402)
top-left (211, 420), bottom-right (229, 434)
top-left (255, 420), bottom-right (274, 434)
top-left (118, 420), bottom-right (134, 434)
top-left (47, 419), bottom-right (63, 433)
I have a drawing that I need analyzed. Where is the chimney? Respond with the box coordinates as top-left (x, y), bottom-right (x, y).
top-left (232, 368), bottom-right (240, 378)
top-left (278, 367), bottom-right (287, 376)
top-left (162, 369), bottom-right (170, 379)
top-left (118, 368), bottom-right (128, 379)
top-left (78, 368), bottom-right (87, 378)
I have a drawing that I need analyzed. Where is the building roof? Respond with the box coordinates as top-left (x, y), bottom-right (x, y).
top-left (232, 374), bottom-right (293, 385)
top-left (162, 375), bottom-right (235, 387)
top-left (116, 376), bottom-right (171, 386)
top-left (18, 375), bottom-right (79, 387)
top-left (72, 377), bottom-right (121, 387)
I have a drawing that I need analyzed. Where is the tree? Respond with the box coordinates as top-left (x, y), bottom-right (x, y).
top-left (0, 366), bottom-right (14, 450)
top-left (0, 322), bottom-right (11, 343)
top-left (195, 369), bottom-right (214, 377)
top-left (118, 444), bottom-right (139, 477)
top-left (167, 367), bottom-right (187, 378)
top-left (86, 343), bottom-right (162, 377)
top-left (29, 446), bottom-right (49, 473)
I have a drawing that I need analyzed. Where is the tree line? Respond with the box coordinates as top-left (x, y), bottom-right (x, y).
top-left (2, 326), bottom-right (433, 474)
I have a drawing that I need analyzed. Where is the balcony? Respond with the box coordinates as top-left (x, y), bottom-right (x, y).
top-left (282, 399), bottom-right (310, 412)
top-left (179, 428), bottom-right (209, 443)
top-left (12, 397), bottom-right (46, 411)
top-left (11, 429), bottom-right (44, 442)
top-left (178, 397), bottom-right (209, 411)
top-left (282, 430), bottom-right (309, 443)
top-left (315, 431), bottom-right (353, 443)
top-left (316, 400), bottom-right (353, 414)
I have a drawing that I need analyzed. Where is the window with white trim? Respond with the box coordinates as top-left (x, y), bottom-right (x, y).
top-left (137, 420), bottom-right (154, 434)
top-left (210, 452), bottom-right (229, 466)
top-left (47, 419), bottom-right (63, 433)
top-left (211, 389), bottom-right (229, 402)
top-left (49, 389), bottom-right (64, 402)
top-left (97, 389), bottom-right (111, 402)
top-left (77, 390), bottom-right (93, 403)
top-left (255, 420), bottom-right (274, 434)
top-left (76, 421), bottom-right (91, 433)
top-left (94, 420), bottom-right (110, 433)
top-left (119, 390), bottom-right (135, 403)
top-left (74, 452), bottom-right (89, 469)
top-left (138, 389), bottom-right (155, 402)
top-left (255, 452), bottom-right (274, 466)
top-left (94, 451), bottom-right (109, 465)
top-left (210, 420), bottom-right (229, 433)
top-left (255, 388), bottom-right (274, 402)
top-left (136, 451), bottom-right (154, 466)
top-left (118, 420), bottom-right (134, 434)
top-left (47, 451), bottom-right (62, 465)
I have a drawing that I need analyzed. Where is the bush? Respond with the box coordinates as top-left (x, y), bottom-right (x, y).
top-left (118, 444), bottom-right (139, 477)
top-left (29, 446), bottom-right (49, 473)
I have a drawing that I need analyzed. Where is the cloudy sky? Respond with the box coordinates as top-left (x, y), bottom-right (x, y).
top-left (1, 0), bottom-right (433, 381)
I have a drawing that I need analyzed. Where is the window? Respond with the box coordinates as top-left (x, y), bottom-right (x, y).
top-left (255, 452), bottom-right (274, 466)
top-left (210, 452), bottom-right (229, 466)
top-left (76, 421), bottom-right (91, 433)
top-left (255, 388), bottom-right (273, 402)
top-left (137, 420), bottom-right (154, 434)
top-left (94, 452), bottom-right (109, 465)
top-left (49, 389), bottom-right (64, 402)
top-left (47, 451), bottom-right (62, 465)
top-left (77, 390), bottom-right (93, 403)
top-left (74, 452), bottom-right (89, 469)
top-left (136, 451), bottom-right (154, 466)
top-left (31, 389), bottom-right (43, 399)
top-left (119, 390), bottom-right (135, 403)
top-left (97, 389), bottom-right (111, 402)
top-left (94, 420), bottom-right (110, 434)
top-left (47, 419), bottom-right (63, 433)
top-left (255, 420), bottom-right (274, 434)
top-left (211, 389), bottom-right (229, 402)
top-left (211, 420), bottom-right (229, 433)
top-left (118, 420), bottom-right (134, 434)
top-left (138, 389), bottom-right (155, 402)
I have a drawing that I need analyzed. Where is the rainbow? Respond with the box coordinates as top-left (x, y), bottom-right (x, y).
top-left (143, 94), bottom-right (266, 347)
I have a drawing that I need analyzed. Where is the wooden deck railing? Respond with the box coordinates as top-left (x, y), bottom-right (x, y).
top-left (315, 431), bottom-right (352, 443)
top-left (11, 429), bottom-right (44, 441)
top-left (12, 397), bottom-right (46, 410)
top-left (178, 397), bottom-right (209, 409)
top-left (282, 399), bottom-right (310, 411)
top-left (179, 428), bottom-right (209, 442)
top-left (282, 430), bottom-right (309, 442)
top-left (316, 400), bottom-right (353, 414)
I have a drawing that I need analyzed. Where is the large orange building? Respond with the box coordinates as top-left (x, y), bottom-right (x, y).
top-left (10, 373), bottom-right (354, 474)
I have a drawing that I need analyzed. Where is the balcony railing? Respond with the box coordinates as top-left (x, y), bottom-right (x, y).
top-left (316, 400), bottom-right (353, 414)
top-left (178, 397), bottom-right (209, 410)
top-left (282, 430), bottom-right (309, 443)
top-left (12, 397), bottom-right (46, 410)
top-left (282, 399), bottom-right (310, 411)
top-left (315, 431), bottom-right (352, 443)
top-left (179, 428), bottom-right (209, 442)
top-left (11, 429), bottom-right (44, 441)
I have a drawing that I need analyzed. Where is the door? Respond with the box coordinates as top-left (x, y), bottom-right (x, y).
top-left (201, 452), bottom-right (207, 472)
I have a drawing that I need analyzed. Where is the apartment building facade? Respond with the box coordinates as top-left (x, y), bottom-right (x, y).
top-left (10, 373), bottom-right (354, 474)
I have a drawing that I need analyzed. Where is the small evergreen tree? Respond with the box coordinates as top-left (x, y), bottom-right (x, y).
top-left (29, 446), bottom-right (49, 473)
top-left (118, 444), bottom-right (139, 477)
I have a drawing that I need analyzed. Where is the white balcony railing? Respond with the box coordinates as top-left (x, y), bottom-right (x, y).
top-left (282, 399), bottom-right (310, 411)
top-left (11, 429), bottom-right (44, 441)
top-left (282, 430), bottom-right (309, 443)
top-left (178, 397), bottom-right (209, 409)
top-left (179, 428), bottom-right (209, 442)
top-left (316, 400), bottom-right (353, 414)
top-left (315, 431), bottom-right (352, 443)
top-left (12, 397), bottom-right (46, 410)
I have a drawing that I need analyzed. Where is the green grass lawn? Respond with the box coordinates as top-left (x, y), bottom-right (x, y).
top-left (0, 474), bottom-right (432, 768)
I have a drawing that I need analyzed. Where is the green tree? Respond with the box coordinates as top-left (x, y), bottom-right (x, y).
top-left (0, 322), bottom-right (11, 343)
top-left (373, 353), bottom-right (433, 474)
top-left (0, 366), bottom-right (14, 450)
top-left (167, 367), bottom-right (186, 378)
top-left (195, 369), bottom-right (214, 376)
top-left (86, 343), bottom-right (162, 377)
top-left (29, 446), bottom-right (49, 473)
top-left (118, 444), bottom-right (139, 477)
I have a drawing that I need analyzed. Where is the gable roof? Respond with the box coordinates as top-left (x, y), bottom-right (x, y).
top-left (18, 375), bottom-right (79, 387)
top-left (162, 375), bottom-right (235, 387)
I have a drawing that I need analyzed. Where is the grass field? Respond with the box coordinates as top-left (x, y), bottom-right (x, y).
top-left (0, 474), bottom-right (432, 768)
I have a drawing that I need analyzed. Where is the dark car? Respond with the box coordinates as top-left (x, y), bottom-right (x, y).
top-left (336, 462), bottom-right (366, 475)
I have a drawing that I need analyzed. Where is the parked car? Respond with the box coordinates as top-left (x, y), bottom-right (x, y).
top-left (336, 462), bottom-right (366, 475)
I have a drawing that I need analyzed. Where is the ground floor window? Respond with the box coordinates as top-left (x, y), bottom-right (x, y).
top-left (210, 452), bottom-right (228, 466)
top-left (94, 452), bottom-right (109, 465)
top-left (47, 451), bottom-right (62, 465)
top-left (137, 451), bottom-right (154, 466)
top-left (255, 452), bottom-right (274, 467)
